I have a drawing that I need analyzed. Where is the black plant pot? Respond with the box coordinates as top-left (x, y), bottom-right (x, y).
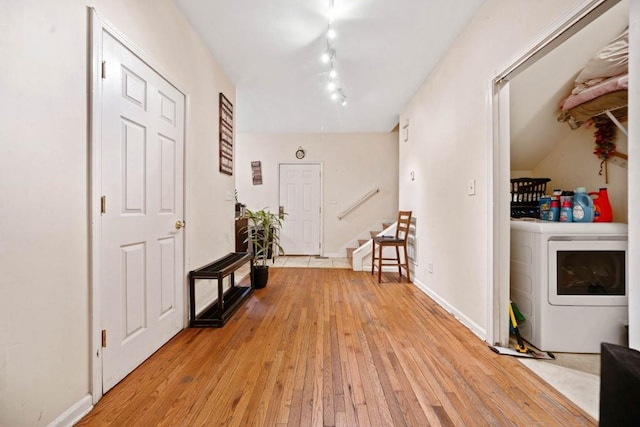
top-left (251, 265), bottom-right (269, 289)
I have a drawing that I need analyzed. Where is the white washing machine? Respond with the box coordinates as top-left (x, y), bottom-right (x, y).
top-left (510, 219), bottom-right (628, 353)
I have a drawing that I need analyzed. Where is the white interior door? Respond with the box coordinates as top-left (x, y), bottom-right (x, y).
top-left (100, 32), bottom-right (185, 392)
top-left (279, 164), bottom-right (321, 255)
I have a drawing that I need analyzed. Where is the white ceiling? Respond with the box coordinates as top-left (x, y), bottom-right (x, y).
top-left (173, 0), bottom-right (485, 133)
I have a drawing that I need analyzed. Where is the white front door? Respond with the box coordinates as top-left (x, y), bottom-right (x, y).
top-left (100, 32), bottom-right (185, 392)
top-left (278, 164), bottom-right (322, 255)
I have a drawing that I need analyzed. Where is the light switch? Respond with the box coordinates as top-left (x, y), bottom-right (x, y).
top-left (468, 179), bottom-right (476, 196)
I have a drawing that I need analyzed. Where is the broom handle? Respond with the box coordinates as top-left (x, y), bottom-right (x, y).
top-left (509, 303), bottom-right (527, 351)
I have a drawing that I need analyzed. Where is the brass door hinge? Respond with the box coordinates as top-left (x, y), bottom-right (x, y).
top-left (101, 196), bottom-right (106, 214)
top-left (101, 329), bottom-right (107, 348)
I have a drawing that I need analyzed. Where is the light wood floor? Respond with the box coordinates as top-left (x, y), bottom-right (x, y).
top-left (78, 268), bottom-right (596, 426)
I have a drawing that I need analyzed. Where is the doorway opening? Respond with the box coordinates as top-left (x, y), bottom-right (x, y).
top-left (489, 0), bottom-right (626, 346)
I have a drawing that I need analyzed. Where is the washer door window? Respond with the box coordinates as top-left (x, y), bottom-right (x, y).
top-left (548, 240), bottom-right (627, 306)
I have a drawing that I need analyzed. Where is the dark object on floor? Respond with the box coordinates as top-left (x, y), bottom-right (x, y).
top-left (188, 252), bottom-right (253, 327)
top-left (252, 265), bottom-right (269, 289)
top-left (371, 210), bottom-right (412, 283)
top-left (599, 342), bottom-right (640, 426)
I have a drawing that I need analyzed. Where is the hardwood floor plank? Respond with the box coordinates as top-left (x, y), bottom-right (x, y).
top-left (78, 268), bottom-right (596, 426)
top-left (276, 306), bottom-right (309, 425)
top-left (356, 329), bottom-right (395, 426)
top-left (361, 327), bottom-right (408, 426)
top-left (323, 319), bottom-right (336, 427)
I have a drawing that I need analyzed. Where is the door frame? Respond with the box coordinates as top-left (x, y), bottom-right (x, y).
top-left (487, 0), bottom-right (624, 346)
top-left (278, 162), bottom-right (324, 256)
top-left (89, 8), bottom-right (189, 404)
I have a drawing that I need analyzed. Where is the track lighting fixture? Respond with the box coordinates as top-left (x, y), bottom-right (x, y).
top-left (327, 0), bottom-right (336, 22)
top-left (321, 0), bottom-right (347, 106)
top-left (321, 48), bottom-right (335, 64)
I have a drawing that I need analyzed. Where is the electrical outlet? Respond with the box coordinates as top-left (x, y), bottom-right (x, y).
top-left (468, 179), bottom-right (476, 196)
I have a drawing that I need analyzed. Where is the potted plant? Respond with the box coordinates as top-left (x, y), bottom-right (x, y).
top-left (244, 208), bottom-right (284, 288)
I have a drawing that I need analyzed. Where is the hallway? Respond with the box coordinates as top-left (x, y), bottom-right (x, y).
top-left (78, 268), bottom-right (594, 426)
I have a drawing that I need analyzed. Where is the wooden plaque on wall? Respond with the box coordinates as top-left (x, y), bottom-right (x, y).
top-left (251, 161), bottom-right (263, 185)
top-left (219, 93), bottom-right (233, 175)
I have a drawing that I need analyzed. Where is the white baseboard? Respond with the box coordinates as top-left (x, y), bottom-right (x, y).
top-left (322, 252), bottom-right (343, 258)
top-left (47, 394), bottom-right (93, 427)
top-left (412, 278), bottom-right (487, 341)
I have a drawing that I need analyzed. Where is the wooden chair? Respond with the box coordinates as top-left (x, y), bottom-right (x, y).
top-left (371, 210), bottom-right (412, 283)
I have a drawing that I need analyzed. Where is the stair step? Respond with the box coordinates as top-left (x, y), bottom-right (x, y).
top-left (358, 239), bottom-right (370, 247)
top-left (346, 247), bottom-right (355, 258)
top-left (383, 223), bottom-right (393, 229)
top-left (369, 230), bottom-right (378, 238)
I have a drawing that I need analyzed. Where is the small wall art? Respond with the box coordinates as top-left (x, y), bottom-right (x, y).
top-left (251, 161), bottom-right (262, 185)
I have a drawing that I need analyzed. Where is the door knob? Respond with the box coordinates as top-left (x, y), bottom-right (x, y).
top-left (175, 220), bottom-right (185, 230)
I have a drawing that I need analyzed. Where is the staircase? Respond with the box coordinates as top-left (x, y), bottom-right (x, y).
top-left (346, 221), bottom-right (395, 269)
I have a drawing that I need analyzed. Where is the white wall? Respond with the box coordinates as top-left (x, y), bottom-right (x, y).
top-left (533, 126), bottom-right (628, 223)
top-left (235, 133), bottom-right (399, 255)
top-left (0, 1), bottom-right (235, 425)
top-left (399, 0), bottom-right (583, 334)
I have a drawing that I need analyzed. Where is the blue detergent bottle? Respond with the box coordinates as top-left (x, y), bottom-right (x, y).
top-left (559, 191), bottom-right (573, 222)
top-left (572, 187), bottom-right (594, 222)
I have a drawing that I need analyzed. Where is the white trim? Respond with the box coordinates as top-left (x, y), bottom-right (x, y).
top-left (89, 7), bottom-right (104, 404)
top-left (487, 79), bottom-right (512, 347)
top-left (496, 0), bottom-right (621, 82)
top-left (89, 7), bottom-right (189, 404)
top-left (412, 279), bottom-right (487, 341)
top-left (337, 219), bottom-right (393, 259)
top-left (182, 93), bottom-right (192, 329)
top-left (351, 222), bottom-right (395, 271)
top-left (46, 395), bottom-right (93, 427)
top-left (322, 252), bottom-right (345, 258)
top-left (488, 0), bottom-right (622, 348)
top-left (628, 1), bottom-right (640, 350)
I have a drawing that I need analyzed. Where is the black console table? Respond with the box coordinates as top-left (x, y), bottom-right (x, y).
top-left (188, 252), bottom-right (253, 327)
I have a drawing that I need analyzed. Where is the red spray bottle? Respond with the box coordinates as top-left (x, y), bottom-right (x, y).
top-left (589, 188), bottom-right (613, 222)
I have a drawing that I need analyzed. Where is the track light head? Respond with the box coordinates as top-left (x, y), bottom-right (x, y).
top-left (321, 48), bottom-right (335, 64)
